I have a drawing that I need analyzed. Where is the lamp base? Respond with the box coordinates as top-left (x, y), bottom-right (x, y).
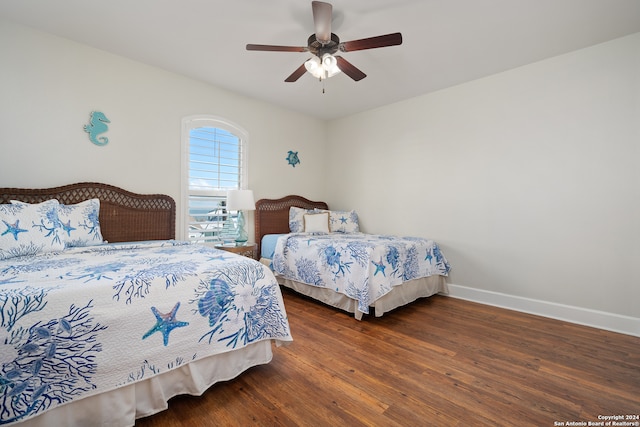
top-left (235, 210), bottom-right (248, 243)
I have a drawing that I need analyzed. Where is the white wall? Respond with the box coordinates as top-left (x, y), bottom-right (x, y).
top-left (0, 20), bottom-right (327, 240)
top-left (1, 19), bottom-right (638, 333)
top-left (327, 33), bottom-right (640, 326)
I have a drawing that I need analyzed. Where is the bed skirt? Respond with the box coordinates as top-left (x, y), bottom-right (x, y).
top-left (260, 258), bottom-right (448, 320)
top-left (17, 340), bottom-right (273, 427)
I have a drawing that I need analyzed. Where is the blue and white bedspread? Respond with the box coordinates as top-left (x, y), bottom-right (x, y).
top-left (272, 233), bottom-right (451, 315)
top-left (0, 241), bottom-right (292, 425)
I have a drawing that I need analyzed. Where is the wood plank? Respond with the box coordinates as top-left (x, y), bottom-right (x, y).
top-left (136, 290), bottom-right (640, 427)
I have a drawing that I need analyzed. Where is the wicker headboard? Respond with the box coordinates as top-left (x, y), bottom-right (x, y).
top-left (0, 182), bottom-right (176, 243)
top-left (254, 195), bottom-right (328, 256)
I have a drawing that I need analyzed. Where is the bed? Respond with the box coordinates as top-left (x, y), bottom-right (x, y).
top-left (255, 195), bottom-right (450, 320)
top-left (0, 182), bottom-right (292, 426)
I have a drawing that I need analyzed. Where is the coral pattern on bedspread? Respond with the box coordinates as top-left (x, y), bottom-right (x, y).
top-left (272, 233), bottom-right (450, 315)
top-left (0, 241), bottom-right (292, 425)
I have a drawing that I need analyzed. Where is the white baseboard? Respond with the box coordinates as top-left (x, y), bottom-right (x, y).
top-left (443, 284), bottom-right (640, 338)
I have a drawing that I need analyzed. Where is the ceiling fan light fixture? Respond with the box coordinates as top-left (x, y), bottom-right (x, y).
top-left (321, 53), bottom-right (336, 69)
top-left (303, 54), bottom-right (341, 79)
top-left (304, 56), bottom-right (321, 75)
top-left (323, 55), bottom-right (341, 78)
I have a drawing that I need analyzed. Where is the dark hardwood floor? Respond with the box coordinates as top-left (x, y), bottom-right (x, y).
top-left (136, 288), bottom-right (640, 426)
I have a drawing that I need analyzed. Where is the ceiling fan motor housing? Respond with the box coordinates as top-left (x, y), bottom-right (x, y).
top-left (307, 33), bottom-right (340, 57)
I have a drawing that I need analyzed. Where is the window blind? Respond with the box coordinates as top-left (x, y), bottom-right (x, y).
top-left (186, 125), bottom-right (245, 244)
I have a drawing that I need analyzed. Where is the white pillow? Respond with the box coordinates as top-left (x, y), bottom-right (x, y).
top-left (58, 199), bottom-right (104, 247)
top-left (289, 206), bottom-right (316, 233)
top-left (303, 212), bottom-right (330, 233)
top-left (1, 199), bottom-right (65, 259)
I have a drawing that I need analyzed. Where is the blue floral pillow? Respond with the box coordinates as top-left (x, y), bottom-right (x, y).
top-left (327, 210), bottom-right (360, 233)
top-left (289, 206), bottom-right (316, 233)
top-left (58, 199), bottom-right (104, 247)
top-left (0, 199), bottom-right (65, 259)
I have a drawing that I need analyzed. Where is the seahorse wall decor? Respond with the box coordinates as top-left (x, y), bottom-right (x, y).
top-left (84, 111), bottom-right (110, 146)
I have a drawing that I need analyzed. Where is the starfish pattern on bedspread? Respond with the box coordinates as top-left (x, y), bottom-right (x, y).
top-left (142, 302), bottom-right (189, 346)
top-left (372, 258), bottom-right (386, 276)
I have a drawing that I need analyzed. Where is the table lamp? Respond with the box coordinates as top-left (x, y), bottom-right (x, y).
top-left (226, 189), bottom-right (255, 244)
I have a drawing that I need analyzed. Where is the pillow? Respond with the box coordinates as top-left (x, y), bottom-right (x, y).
top-left (260, 233), bottom-right (287, 259)
top-left (326, 210), bottom-right (360, 233)
top-left (303, 212), bottom-right (330, 233)
top-left (57, 199), bottom-right (104, 247)
top-left (289, 206), bottom-right (316, 233)
top-left (1, 199), bottom-right (65, 259)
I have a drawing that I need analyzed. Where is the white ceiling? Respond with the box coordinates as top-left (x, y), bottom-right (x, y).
top-left (2, 0), bottom-right (640, 120)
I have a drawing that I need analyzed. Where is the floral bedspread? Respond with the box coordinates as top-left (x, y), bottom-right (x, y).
top-left (272, 233), bottom-right (450, 314)
top-left (0, 241), bottom-right (292, 425)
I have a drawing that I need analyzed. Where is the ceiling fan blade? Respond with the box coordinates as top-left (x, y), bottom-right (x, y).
top-left (335, 56), bottom-right (366, 81)
top-left (285, 63), bottom-right (308, 82)
top-left (312, 1), bottom-right (332, 44)
top-left (246, 44), bottom-right (307, 52)
top-left (340, 32), bottom-right (403, 52)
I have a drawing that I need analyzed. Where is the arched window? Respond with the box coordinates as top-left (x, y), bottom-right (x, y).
top-left (180, 115), bottom-right (248, 243)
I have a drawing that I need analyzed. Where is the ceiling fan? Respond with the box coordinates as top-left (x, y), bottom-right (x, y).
top-left (246, 1), bottom-right (403, 82)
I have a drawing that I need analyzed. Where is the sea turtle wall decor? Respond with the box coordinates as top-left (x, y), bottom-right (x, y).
top-left (286, 150), bottom-right (300, 167)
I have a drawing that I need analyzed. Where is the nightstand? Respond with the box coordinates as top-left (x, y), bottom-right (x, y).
top-left (214, 242), bottom-right (257, 260)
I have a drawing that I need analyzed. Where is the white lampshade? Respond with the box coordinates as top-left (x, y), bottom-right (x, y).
top-left (321, 53), bottom-right (336, 69)
top-left (304, 56), bottom-right (321, 75)
top-left (226, 189), bottom-right (255, 211)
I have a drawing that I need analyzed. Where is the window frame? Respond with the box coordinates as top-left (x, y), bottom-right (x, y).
top-left (180, 115), bottom-right (249, 242)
